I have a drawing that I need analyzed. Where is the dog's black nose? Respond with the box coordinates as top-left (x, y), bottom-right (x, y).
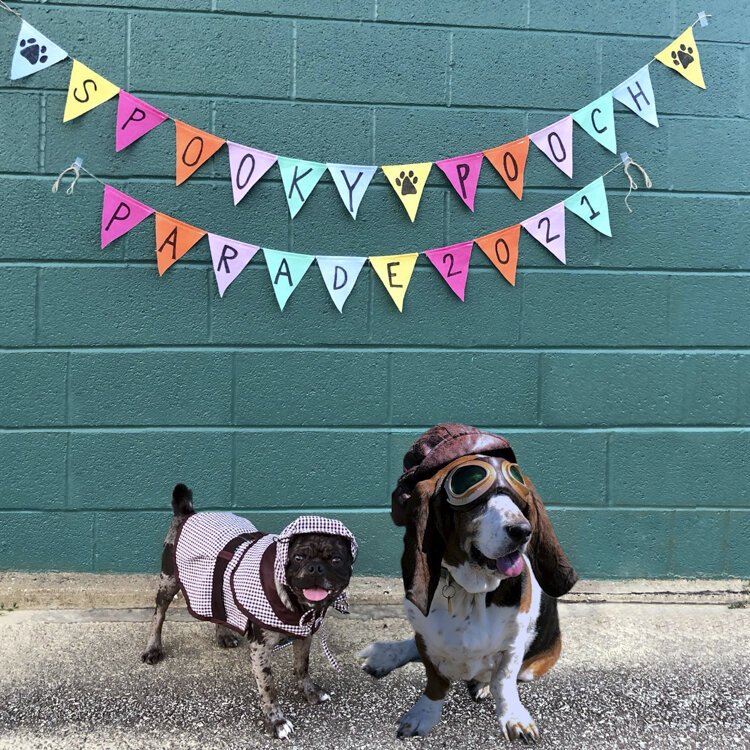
top-left (506, 523), bottom-right (532, 543)
top-left (306, 562), bottom-right (325, 576)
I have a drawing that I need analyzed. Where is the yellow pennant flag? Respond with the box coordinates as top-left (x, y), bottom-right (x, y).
top-left (381, 162), bottom-right (432, 222)
top-left (369, 253), bottom-right (419, 312)
top-left (64, 60), bottom-right (120, 122)
top-left (655, 26), bottom-right (706, 89)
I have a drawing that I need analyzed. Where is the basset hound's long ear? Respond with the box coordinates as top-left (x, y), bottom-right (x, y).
top-left (524, 476), bottom-right (578, 598)
top-left (392, 476), bottom-right (445, 616)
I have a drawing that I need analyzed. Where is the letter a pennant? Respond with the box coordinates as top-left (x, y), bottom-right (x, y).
top-left (435, 153), bottom-right (484, 211)
top-left (655, 26), bottom-right (706, 89)
top-left (564, 177), bottom-right (612, 237)
top-left (327, 164), bottom-right (377, 219)
top-left (101, 185), bottom-right (154, 249)
top-left (424, 241), bottom-right (473, 301)
top-left (381, 163), bottom-right (433, 222)
top-left (154, 213), bottom-right (206, 276)
top-left (63, 60), bottom-right (120, 122)
top-left (277, 157), bottom-right (326, 218)
top-left (115, 91), bottom-right (168, 152)
top-left (521, 203), bottom-right (566, 264)
top-left (484, 137), bottom-right (530, 200)
top-left (317, 256), bottom-right (366, 312)
top-left (208, 234), bottom-right (260, 297)
top-left (175, 121), bottom-right (226, 185)
top-left (530, 116), bottom-right (574, 178)
top-left (264, 249), bottom-right (315, 310)
top-left (369, 253), bottom-right (419, 312)
top-left (572, 94), bottom-right (617, 154)
top-left (10, 20), bottom-right (68, 80)
top-left (474, 224), bottom-right (521, 287)
top-left (612, 66), bottom-right (659, 127)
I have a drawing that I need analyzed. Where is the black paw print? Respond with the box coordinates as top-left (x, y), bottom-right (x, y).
top-left (19, 38), bottom-right (48, 66)
top-left (671, 43), bottom-right (694, 70)
top-left (395, 170), bottom-right (418, 196)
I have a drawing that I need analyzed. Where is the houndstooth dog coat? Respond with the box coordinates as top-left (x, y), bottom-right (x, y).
top-left (174, 512), bottom-right (358, 638)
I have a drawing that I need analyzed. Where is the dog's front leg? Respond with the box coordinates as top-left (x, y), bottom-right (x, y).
top-left (293, 636), bottom-right (331, 705)
top-left (490, 644), bottom-right (539, 743)
top-left (248, 635), bottom-right (293, 739)
top-left (141, 572), bottom-right (179, 664)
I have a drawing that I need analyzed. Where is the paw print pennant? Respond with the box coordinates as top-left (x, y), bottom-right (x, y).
top-left (655, 26), bottom-right (706, 89)
top-left (381, 163), bottom-right (432, 222)
top-left (10, 20), bottom-right (68, 80)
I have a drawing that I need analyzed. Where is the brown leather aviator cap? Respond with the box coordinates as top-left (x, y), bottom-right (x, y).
top-left (392, 423), bottom-right (517, 526)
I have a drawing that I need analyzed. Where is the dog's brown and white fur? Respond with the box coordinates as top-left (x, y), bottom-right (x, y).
top-left (361, 454), bottom-right (577, 742)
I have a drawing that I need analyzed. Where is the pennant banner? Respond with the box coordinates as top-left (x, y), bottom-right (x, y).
top-left (435, 152), bottom-right (483, 211)
top-left (474, 224), bottom-right (521, 287)
top-left (565, 177), bottom-right (612, 237)
top-left (655, 26), bottom-right (706, 89)
top-left (63, 60), bottom-right (120, 122)
top-left (154, 213), bottom-right (206, 276)
top-left (264, 249), bottom-right (315, 310)
top-left (327, 164), bottom-right (377, 219)
top-left (424, 241), bottom-right (473, 301)
top-left (612, 66), bottom-right (659, 127)
top-left (573, 94), bottom-right (617, 154)
top-left (277, 157), bottom-right (326, 218)
top-left (381, 163), bottom-right (432, 222)
top-left (484, 137), bottom-right (530, 200)
top-left (369, 253), bottom-right (419, 312)
top-left (101, 185), bottom-right (154, 249)
top-left (227, 142), bottom-right (278, 206)
top-left (317, 255), bottom-right (366, 312)
top-left (530, 116), bottom-right (574, 178)
top-left (522, 203), bottom-right (566, 264)
top-left (175, 121), bottom-right (225, 185)
top-left (10, 20), bottom-right (68, 80)
top-left (115, 91), bottom-right (168, 152)
top-left (208, 234), bottom-right (259, 297)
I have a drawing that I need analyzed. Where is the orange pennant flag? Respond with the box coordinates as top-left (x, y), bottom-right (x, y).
top-left (155, 213), bottom-right (206, 275)
top-left (174, 120), bottom-right (226, 185)
top-left (474, 224), bottom-right (521, 286)
top-left (484, 136), bottom-right (530, 200)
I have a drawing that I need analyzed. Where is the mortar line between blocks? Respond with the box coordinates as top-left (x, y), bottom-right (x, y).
top-left (125, 13), bottom-right (131, 90)
top-left (291, 20), bottom-right (298, 101)
top-left (38, 93), bottom-right (46, 172)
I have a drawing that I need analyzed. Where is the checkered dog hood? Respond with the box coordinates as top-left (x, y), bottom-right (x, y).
top-left (174, 512), bottom-right (358, 641)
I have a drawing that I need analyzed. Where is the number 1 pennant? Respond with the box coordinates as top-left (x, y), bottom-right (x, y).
top-left (564, 177), bottom-right (612, 236)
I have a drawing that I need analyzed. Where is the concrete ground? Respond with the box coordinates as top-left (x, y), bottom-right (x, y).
top-left (0, 576), bottom-right (748, 749)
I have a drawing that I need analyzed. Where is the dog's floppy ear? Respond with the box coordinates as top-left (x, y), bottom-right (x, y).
top-left (394, 476), bottom-right (445, 616)
top-left (524, 477), bottom-right (578, 597)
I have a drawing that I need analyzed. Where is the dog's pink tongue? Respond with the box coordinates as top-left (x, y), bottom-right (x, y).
top-left (496, 552), bottom-right (524, 577)
top-left (303, 587), bottom-right (329, 602)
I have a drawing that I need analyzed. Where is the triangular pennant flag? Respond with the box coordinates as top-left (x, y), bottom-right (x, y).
top-left (10, 20), bottom-right (68, 80)
top-left (317, 256), bottom-right (366, 312)
top-left (564, 177), bottom-right (612, 237)
top-left (208, 234), bottom-right (260, 297)
top-left (381, 163), bottom-right (433, 222)
top-left (277, 157), bottom-right (327, 218)
top-left (474, 224), bottom-right (521, 287)
top-left (435, 152), bottom-right (484, 211)
top-left (484, 137), bottom-right (530, 200)
top-left (115, 91), bottom-right (168, 152)
top-left (175, 121), bottom-right (226, 185)
top-left (369, 253), bottom-right (419, 312)
top-left (530, 116), bottom-right (574, 178)
top-left (63, 60), bottom-right (120, 122)
top-left (612, 66), bottom-right (659, 127)
top-left (100, 185), bottom-right (155, 249)
top-left (655, 26), bottom-right (706, 89)
top-left (263, 249), bottom-right (315, 310)
top-left (326, 164), bottom-right (377, 219)
top-left (154, 213), bottom-right (206, 276)
top-left (521, 203), bottom-right (566, 264)
top-left (424, 241), bottom-right (473, 301)
top-left (572, 94), bottom-right (617, 154)
top-left (227, 142), bottom-right (278, 206)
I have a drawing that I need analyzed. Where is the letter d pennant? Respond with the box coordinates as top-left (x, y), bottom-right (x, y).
top-left (317, 256), bottom-right (366, 312)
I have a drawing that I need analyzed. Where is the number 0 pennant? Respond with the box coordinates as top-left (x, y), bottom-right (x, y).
top-left (474, 224), bottom-right (521, 287)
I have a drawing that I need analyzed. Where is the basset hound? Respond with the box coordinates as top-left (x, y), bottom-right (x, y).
top-left (361, 424), bottom-right (577, 742)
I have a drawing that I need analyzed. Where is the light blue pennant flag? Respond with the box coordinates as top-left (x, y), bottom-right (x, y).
top-left (264, 248), bottom-right (315, 310)
top-left (572, 94), bottom-right (617, 154)
top-left (611, 66), bottom-right (659, 127)
top-left (277, 157), bottom-right (326, 218)
top-left (317, 256), bottom-right (366, 312)
top-left (564, 177), bottom-right (612, 237)
top-left (10, 20), bottom-right (68, 80)
top-left (327, 164), bottom-right (377, 219)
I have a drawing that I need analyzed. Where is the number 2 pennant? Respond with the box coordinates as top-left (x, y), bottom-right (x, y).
top-left (521, 203), bottom-right (566, 264)
top-left (424, 241), bottom-right (473, 301)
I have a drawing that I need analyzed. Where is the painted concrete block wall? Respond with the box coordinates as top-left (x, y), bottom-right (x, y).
top-left (0, 0), bottom-right (748, 577)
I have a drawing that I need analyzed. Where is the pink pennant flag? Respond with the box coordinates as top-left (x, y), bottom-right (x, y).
top-left (521, 202), bottom-right (566, 264)
top-left (424, 241), bottom-right (474, 301)
top-left (208, 234), bottom-right (259, 297)
top-left (115, 91), bottom-right (168, 152)
top-left (101, 185), bottom-right (155, 249)
top-left (227, 141), bottom-right (278, 206)
top-left (435, 152), bottom-right (484, 211)
top-left (530, 116), bottom-right (574, 178)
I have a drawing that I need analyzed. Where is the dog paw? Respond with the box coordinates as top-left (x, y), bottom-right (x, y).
top-left (301, 682), bottom-right (331, 705)
top-left (498, 705), bottom-right (539, 743)
top-left (396, 695), bottom-right (442, 738)
top-left (359, 639), bottom-right (418, 679)
top-left (217, 633), bottom-right (240, 649)
top-left (272, 718), bottom-right (294, 740)
top-left (466, 679), bottom-right (491, 701)
top-left (140, 647), bottom-right (164, 665)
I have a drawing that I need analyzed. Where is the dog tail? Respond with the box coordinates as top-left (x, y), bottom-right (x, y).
top-left (171, 483), bottom-right (195, 517)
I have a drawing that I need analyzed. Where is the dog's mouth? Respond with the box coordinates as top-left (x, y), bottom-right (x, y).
top-left (302, 587), bottom-right (331, 603)
top-left (470, 545), bottom-right (525, 577)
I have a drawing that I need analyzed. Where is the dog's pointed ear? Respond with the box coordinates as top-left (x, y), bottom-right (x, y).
top-left (393, 476), bottom-right (445, 616)
top-left (524, 477), bottom-right (578, 597)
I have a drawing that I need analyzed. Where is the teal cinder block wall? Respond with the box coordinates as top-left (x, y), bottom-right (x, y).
top-left (0, 0), bottom-right (748, 578)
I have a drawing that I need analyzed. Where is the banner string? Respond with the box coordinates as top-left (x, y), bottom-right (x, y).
top-left (0, 1), bottom-right (22, 19)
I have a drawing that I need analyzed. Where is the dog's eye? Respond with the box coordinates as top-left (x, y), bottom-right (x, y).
top-left (293, 554), bottom-right (305, 562)
top-left (331, 556), bottom-right (342, 564)
top-left (449, 465), bottom-right (489, 496)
